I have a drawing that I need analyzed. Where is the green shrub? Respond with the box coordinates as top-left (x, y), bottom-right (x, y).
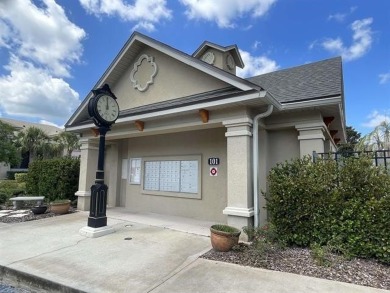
top-left (6, 170), bottom-right (28, 180)
top-left (266, 156), bottom-right (390, 264)
top-left (26, 158), bottom-right (80, 203)
top-left (211, 224), bottom-right (240, 233)
top-left (0, 180), bottom-right (26, 198)
top-left (0, 192), bottom-right (8, 204)
top-left (14, 173), bottom-right (28, 183)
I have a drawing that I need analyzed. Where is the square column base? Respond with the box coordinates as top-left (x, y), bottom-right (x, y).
top-left (79, 226), bottom-right (115, 238)
top-left (223, 208), bottom-right (254, 241)
top-left (75, 191), bottom-right (91, 211)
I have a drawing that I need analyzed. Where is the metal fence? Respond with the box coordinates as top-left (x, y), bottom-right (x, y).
top-left (313, 149), bottom-right (390, 169)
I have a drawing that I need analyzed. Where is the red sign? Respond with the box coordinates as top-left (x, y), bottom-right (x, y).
top-left (210, 167), bottom-right (218, 176)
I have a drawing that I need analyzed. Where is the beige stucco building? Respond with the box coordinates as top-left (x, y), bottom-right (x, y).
top-left (66, 32), bottom-right (346, 229)
top-left (0, 118), bottom-right (64, 179)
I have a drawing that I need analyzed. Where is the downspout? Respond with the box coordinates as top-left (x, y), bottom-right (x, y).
top-left (253, 104), bottom-right (273, 228)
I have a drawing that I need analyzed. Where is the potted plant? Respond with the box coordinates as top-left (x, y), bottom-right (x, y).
top-left (31, 204), bottom-right (48, 215)
top-left (210, 224), bottom-right (241, 252)
top-left (50, 199), bottom-right (71, 215)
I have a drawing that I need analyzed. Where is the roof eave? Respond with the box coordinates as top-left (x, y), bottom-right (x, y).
top-left (65, 90), bottom-right (269, 132)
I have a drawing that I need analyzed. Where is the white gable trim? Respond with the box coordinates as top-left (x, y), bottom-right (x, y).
top-left (67, 32), bottom-right (259, 127)
top-left (192, 41), bottom-right (244, 69)
top-left (137, 34), bottom-right (254, 90)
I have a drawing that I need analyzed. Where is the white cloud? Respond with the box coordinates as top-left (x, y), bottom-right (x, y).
top-left (379, 72), bottom-right (390, 84)
top-left (252, 40), bottom-right (261, 50)
top-left (0, 56), bottom-right (80, 123)
top-left (180, 0), bottom-right (277, 28)
top-left (362, 110), bottom-right (390, 128)
top-left (0, 20), bottom-right (12, 49)
top-left (0, 0), bottom-right (86, 77)
top-left (328, 6), bottom-right (357, 23)
top-left (236, 50), bottom-right (279, 78)
top-left (0, 0), bottom-right (84, 126)
top-left (79, 0), bottom-right (172, 32)
top-left (321, 18), bottom-right (373, 61)
top-left (328, 13), bottom-right (346, 23)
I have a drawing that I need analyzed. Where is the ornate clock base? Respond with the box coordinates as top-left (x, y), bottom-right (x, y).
top-left (88, 182), bottom-right (108, 228)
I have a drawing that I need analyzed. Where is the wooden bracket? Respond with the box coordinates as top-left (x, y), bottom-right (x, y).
top-left (199, 109), bottom-right (209, 123)
top-left (330, 130), bottom-right (338, 138)
top-left (135, 120), bottom-right (144, 131)
top-left (91, 128), bottom-right (99, 137)
top-left (334, 138), bottom-right (340, 144)
top-left (323, 117), bottom-right (334, 128)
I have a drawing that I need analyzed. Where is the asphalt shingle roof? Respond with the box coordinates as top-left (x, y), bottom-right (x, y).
top-left (247, 57), bottom-right (343, 104)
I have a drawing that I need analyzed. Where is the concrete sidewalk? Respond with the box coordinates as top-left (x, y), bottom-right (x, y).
top-left (0, 209), bottom-right (388, 293)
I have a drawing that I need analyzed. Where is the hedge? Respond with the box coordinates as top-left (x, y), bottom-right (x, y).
top-left (0, 180), bottom-right (26, 204)
top-left (266, 156), bottom-right (390, 264)
top-left (15, 173), bottom-right (28, 183)
top-left (26, 158), bottom-right (80, 203)
top-left (6, 170), bottom-right (28, 180)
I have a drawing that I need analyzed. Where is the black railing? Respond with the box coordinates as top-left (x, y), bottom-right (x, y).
top-left (313, 149), bottom-right (390, 169)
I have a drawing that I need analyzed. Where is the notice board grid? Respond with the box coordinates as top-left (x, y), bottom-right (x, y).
top-left (142, 156), bottom-right (201, 199)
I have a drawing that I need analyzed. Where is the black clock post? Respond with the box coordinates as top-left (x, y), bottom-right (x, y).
top-left (86, 84), bottom-right (119, 229)
top-left (88, 125), bottom-right (110, 228)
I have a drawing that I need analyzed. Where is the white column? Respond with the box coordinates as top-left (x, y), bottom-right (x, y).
top-left (105, 143), bottom-right (119, 208)
top-left (295, 122), bottom-right (326, 157)
top-left (222, 118), bottom-right (253, 231)
top-left (75, 139), bottom-right (98, 211)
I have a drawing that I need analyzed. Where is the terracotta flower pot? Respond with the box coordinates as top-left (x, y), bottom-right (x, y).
top-left (210, 224), bottom-right (241, 252)
top-left (50, 200), bottom-right (71, 215)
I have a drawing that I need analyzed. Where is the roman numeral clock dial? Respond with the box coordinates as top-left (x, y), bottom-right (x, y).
top-left (90, 94), bottom-right (120, 126)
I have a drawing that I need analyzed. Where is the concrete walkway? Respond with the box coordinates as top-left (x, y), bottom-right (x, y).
top-left (0, 208), bottom-right (388, 293)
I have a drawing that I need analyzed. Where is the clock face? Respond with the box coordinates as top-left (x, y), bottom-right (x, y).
top-left (95, 94), bottom-right (119, 123)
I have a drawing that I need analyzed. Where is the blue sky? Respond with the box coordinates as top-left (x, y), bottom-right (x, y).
top-left (0, 0), bottom-right (389, 136)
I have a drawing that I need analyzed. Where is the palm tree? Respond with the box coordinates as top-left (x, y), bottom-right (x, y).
top-left (357, 120), bottom-right (390, 151)
top-left (18, 126), bottom-right (51, 162)
top-left (54, 131), bottom-right (80, 157)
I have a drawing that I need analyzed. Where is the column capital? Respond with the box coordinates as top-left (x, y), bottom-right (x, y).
top-left (224, 117), bottom-right (253, 137)
top-left (223, 117), bottom-right (253, 128)
top-left (79, 139), bottom-right (99, 151)
top-left (295, 122), bottom-right (326, 132)
top-left (295, 122), bottom-right (326, 141)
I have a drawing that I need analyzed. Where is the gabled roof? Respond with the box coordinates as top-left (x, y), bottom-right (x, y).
top-left (192, 41), bottom-right (245, 68)
top-left (65, 32), bottom-right (261, 127)
top-left (249, 57), bottom-right (346, 143)
top-left (65, 31), bottom-right (345, 143)
top-left (0, 118), bottom-right (63, 136)
top-left (248, 57), bottom-right (343, 104)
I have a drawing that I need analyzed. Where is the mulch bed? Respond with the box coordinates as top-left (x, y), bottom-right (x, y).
top-left (202, 243), bottom-right (390, 290)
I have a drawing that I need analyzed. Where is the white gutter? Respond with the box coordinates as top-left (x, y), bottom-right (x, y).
top-left (253, 104), bottom-right (274, 228)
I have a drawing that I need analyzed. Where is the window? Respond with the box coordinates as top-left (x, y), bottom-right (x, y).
top-left (142, 155), bottom-right (201, 199)
top-left (129, 158), bottom-right (141, 184)
top-left (121, 159), bottom-right (128, 180)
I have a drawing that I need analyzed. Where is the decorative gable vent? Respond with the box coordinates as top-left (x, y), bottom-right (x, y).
top-left (130, 54), bottom-right (158, 92)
